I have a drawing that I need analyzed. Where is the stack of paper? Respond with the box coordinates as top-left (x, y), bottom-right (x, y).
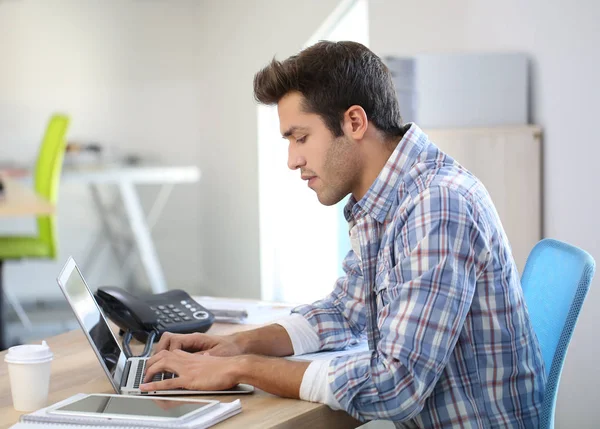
top-left (288, 340), bottom-right (370, 362)
top-left (195, 296), bottom-right (295, 325)
top-left (11, 393), bottom-right (241, 429)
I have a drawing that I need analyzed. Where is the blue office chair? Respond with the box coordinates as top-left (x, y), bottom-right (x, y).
top-left (521, 238), bottom-right (595, 429)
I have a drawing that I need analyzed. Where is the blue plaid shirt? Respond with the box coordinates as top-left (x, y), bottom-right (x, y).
top-left (292, 124), bottom-right (545, 427)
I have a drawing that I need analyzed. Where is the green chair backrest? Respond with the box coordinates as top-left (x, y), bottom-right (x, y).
top-left (34, 114), bottom-right (70, 259)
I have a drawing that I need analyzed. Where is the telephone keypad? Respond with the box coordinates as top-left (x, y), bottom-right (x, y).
top-left (159, 300), bottom-right (212, 322)
top-left (146, 291), bottom-right (214, 334)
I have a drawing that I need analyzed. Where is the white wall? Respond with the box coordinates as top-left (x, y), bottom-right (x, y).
top-left (0, 0), bottom-right (339, 303)
top-left (370, 0), bottom-right (600, 427)
top-left (3, 0), bottom-right (596, 425)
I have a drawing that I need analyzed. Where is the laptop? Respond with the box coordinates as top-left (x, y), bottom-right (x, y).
top-left (56, 256), bottom-right (254, 396)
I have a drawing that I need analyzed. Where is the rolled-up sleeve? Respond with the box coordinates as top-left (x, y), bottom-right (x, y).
top-left (292, 247), bottom-right (368, 351)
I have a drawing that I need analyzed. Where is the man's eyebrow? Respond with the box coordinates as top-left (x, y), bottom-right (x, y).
top-left (282, 126), bottom-right (309, 138)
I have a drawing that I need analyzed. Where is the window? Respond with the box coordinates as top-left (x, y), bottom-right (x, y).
top-left (258, 0), bottom-right (368, 303)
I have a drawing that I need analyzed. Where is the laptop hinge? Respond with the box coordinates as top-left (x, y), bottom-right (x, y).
top-left (120, 359), bottom-right (133, 389)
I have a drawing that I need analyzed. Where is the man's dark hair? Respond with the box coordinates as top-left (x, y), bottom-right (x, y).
top-left (253, 41), bottom-right (404, 140)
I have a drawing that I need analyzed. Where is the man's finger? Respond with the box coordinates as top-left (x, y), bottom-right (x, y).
top-left (168, 338), bottom-right (184, 352)
top-left (190, 334), bottom-right (215, 352)
top-left (155, 332), bottom-right (173, 353)
top-left (172, 349), bottom-right (193, 357)
top-left (143, 354), bottom-right (178, 383)
top-left (139, 376), bottom-right (182, 392)
top-left (146, 349), bottom-right (169, 368)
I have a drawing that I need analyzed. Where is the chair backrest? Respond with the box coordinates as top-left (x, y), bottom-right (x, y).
top-left (521, 238), bottom-right (595, 429)
top-left (34, 114), bottom-right (70, 259)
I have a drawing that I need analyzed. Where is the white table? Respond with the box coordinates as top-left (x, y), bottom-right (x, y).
top-left (61, 164), bottom-right (201, 293)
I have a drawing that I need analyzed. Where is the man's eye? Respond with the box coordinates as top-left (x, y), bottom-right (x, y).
top-left (297, 136), bottom-right (307, 144)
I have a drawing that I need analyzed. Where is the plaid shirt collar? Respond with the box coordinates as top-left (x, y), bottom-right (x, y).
top-left (344, 123), bottom-right (428, 224)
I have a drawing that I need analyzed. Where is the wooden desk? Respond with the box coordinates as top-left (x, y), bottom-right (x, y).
top-left (0, 177), bottom-right (53, 217)
top-left (0, 324), bottom-right (361, 429)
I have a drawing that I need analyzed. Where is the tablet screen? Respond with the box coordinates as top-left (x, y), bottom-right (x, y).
top-left (52, 395), bottom-right (217, 420)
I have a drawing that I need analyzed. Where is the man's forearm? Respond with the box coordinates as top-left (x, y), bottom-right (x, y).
top-left (229, 324), bottom-right (294, 357)
top-left (232, 354), bottom-right (310, 399)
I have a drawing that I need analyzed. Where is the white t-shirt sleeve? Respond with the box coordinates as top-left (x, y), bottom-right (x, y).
top-left (299, 359), bottom-right (343, 410)
top-left (274, 313), bottom-right (320, 355)
top-left (275, 314), bottom-right (342, 411)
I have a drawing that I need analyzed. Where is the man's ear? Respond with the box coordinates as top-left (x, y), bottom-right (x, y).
top-left (342, 105), bottom-right (368, 140)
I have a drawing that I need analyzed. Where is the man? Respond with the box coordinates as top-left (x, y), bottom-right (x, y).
top-left (142, 41), bottom-right (545, 428)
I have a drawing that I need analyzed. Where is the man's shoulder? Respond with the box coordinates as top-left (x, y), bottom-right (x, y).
top-left (400, 159), bottom-right (487, 208)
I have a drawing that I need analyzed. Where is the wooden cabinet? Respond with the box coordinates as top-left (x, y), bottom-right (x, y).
top-left (425, 126), bottom-right (542, 273)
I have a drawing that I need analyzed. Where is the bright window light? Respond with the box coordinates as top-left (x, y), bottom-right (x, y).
top-left (258, 0), bottom-right (368, 303)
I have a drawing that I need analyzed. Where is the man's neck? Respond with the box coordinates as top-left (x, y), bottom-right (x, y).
top-left (352, 137), bottom-right (400, 201)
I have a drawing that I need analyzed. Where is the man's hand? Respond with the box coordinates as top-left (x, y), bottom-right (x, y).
top-left (140, 349), bottom-right (310, 399)
top-left (155, 332), bottom-right (243, 356)
top-left (155, 324), bottom-right (295, 357)
top-left (140, 350), bottom-right (240, 392)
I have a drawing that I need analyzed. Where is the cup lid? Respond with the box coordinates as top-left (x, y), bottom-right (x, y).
top-left (4, 340), bottom-right (53, 364)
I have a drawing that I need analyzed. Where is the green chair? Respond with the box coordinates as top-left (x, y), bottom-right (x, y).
top-left (0, 114), bottom-right (70, 348)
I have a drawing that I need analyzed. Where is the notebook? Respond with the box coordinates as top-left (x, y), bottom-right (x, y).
top-left (10, 393), bottom-right (241, 429)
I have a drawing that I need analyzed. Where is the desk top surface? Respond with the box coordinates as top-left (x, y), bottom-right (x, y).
top-left (1, 164), bottom-right (201, 186)
top-left (0, 323), bottom-right (360, 429)
top-left (0, 177), bottom-right (54, 217)
top-left (61, 164), bottom-right (201, 184)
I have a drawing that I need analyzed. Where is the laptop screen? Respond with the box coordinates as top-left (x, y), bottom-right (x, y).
top-left (57, 257), bottom-right (126, 392)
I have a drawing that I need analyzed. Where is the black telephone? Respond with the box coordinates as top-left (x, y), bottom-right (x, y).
top-left (94, 286), bottom-right (214, 357)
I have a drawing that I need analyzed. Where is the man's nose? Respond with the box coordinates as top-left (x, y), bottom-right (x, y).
top-left (288, 144), bottom-right (306, 170)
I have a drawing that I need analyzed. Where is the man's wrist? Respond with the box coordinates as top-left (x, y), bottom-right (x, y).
top-left (226, 324), bottom-right (294, 357)
top-left (230, 354), bottom-right (256, 385)
top-left (229, 354), bottom-right (309, 398)
top-left (228, 332), bottom-right (250, 354)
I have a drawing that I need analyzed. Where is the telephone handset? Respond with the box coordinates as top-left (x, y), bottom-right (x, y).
top-left (94, 286), bottom-right (214, 357)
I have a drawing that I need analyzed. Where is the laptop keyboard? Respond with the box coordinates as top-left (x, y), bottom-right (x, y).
top-left (133, 360), bottom-right (178, 389)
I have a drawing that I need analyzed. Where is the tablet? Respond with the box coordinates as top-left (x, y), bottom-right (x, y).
top-left (48, 394), bottom-right (219, 422)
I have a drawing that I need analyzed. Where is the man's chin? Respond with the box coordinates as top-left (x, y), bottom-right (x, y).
top-left (316, 191), bottom-right (345, 207)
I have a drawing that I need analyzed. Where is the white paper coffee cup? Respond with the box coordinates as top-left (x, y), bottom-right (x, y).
top-left (4, 341), bottom-right (53, 411)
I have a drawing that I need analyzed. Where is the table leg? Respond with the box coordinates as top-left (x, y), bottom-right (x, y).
top-left (81, 184), bottom-right (133, 288)
top-left (119, 183), bottom-right (174, 289)
top-left (118, 182), bottom-right (168, 293)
